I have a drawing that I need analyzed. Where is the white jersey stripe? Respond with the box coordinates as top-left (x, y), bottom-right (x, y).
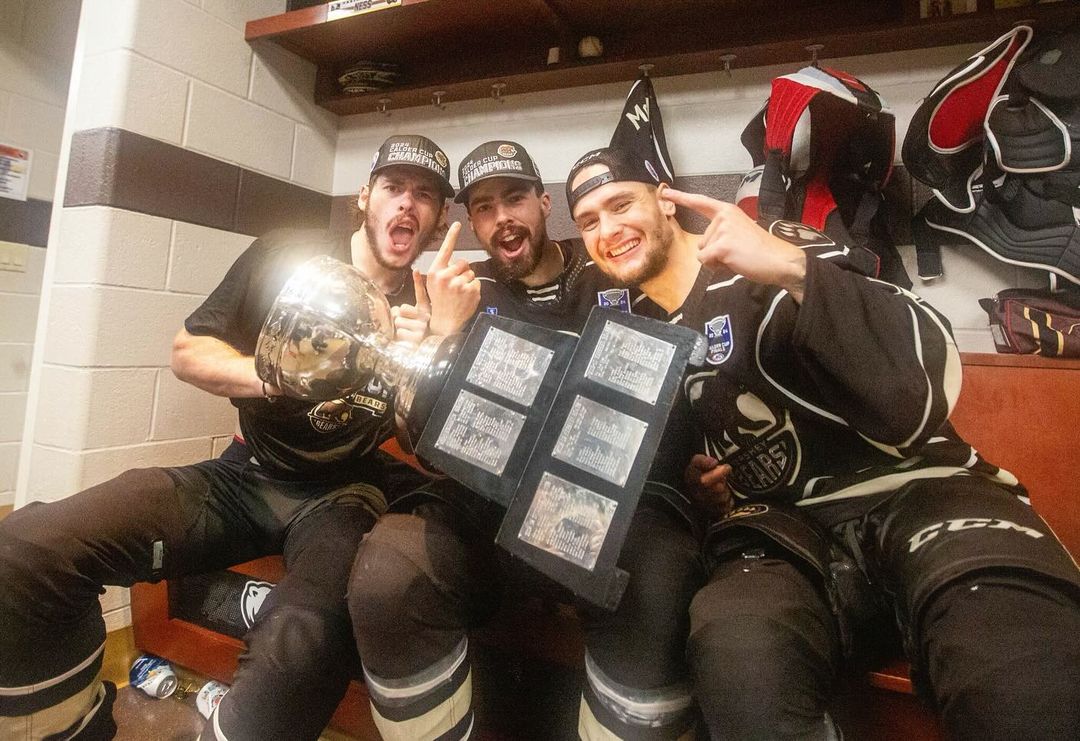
top-left (0, 642), bottom-right (105, 696)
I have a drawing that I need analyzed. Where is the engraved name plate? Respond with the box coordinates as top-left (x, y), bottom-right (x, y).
top-left (434, 390), bottom-right (526, 476)
top-left (465, 327), bottom-right (554, 407)
top-left (584, 320), bottom-right (676, 405)
top-left (551, 395), bottom-right (648, 487)
top-left (518, 472), bottom-right (618, 571)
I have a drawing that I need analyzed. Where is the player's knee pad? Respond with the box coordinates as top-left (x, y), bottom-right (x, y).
top-left (876, 477), bottom-right (1080, 653)
top-left (211, 603), bottom-right (357, 741)
top-left (1, 680), bottom-right (117, 741)
top-left (0, 515), bottom-right (107, 717)
top-left (579, 650), bottom-right (696, 740)
top-left (585, 503), bottom-right (704, 690)
top-left (919, 575), bottom-right (1080, 739)
top-left (688, 555), bottom-right (838, 739)
top-left (363, 636), bottom-right (474, 741)
top-left (704, 503), bottom-right (875, 659)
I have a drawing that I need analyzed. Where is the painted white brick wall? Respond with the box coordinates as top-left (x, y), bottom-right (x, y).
top-left (0, 244), bottom-right (45, 506)
top-left (73, 0), bottom-right (333, 194)
top-left (0, 0), bottom-right (77, 201)
top-left (0, 344), bottom-right (33, 393)
top-left (186, 81), bottom-right (295, 179)
top-left (54, 207), bottom-right (173, 289)
top-left (34, 366), bottom-right (158, 450)
top-left (25, 437), bottom-right (214, 504)
top-left (16, 1), bottom-right (308, 630)
top-left (43, 286), bottom-right (203, 368)
top-left (334, 42), bottom-right (1050, 351)
top-left (73, 50), bottom-right (191, 146)
top-left (168, 221), bottom-right (254, 295)
top-left (1, 3), bottom-right (77, 505)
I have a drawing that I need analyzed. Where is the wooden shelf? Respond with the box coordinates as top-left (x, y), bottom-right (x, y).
top-left (246, 0), bottom-right (1080, 116)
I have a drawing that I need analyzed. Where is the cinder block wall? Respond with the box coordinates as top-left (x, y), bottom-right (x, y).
top-left (16, 0), bottom-right (336, 632)
top-left (335, 43), bottom-right (1051, 352)
top-left (0, 0), bottom-right (79, 507)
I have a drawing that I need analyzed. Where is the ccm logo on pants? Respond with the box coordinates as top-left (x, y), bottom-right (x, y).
top-left (908, 518), bottom-right (1044, 553)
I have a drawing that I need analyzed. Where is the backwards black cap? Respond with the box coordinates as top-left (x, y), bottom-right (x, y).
top-left (565, 146), bottom-right (662, 215)
top-left (455, 140), bottom-right (543, 204)
top-left (370, 134), bottom-right (455, 199)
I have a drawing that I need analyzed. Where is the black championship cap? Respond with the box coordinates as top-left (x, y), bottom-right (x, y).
top-left (370, 134), bottom-right (455, 199)
top-left (565, 146), bottom-right (662, 215)
top-left (455, 140), bottom-right (543, 204)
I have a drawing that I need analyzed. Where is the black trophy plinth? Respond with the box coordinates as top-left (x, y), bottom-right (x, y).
top-left (417, 308), bottom-right (705, 610)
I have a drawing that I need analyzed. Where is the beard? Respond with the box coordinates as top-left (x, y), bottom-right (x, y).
top-left (363, 216), bottom-right (437, 272)
top-left (612, 220), bottom-right (673, 288)
top-left (487, 224), bottom-right (546, 283)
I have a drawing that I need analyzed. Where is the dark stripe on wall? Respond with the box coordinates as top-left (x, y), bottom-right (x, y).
top-left (64, 128), bottom-right (332, 236)
top-left (328, 167), bottom-right (915, 252)
top-left (0, 197), bottom-right (52, 247)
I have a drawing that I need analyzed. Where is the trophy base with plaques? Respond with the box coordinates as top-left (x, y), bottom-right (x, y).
top-left (417, 308), bottom-right (706, 610)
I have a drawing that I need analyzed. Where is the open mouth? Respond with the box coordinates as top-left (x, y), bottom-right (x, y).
top-left (495, 228), bottom-right (528, 259)
top-left (388, 222), bottom-right (416, 253)
top-left (607, 238), bottom-right (639, 260)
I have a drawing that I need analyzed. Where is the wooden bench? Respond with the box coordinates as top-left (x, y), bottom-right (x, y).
top-left (131, 352), bottom-right (1080, 739)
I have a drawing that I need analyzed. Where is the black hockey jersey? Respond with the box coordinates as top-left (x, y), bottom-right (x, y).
top-left (663, 221), bottom-right (1020, 512)
top-left (472, 238), bottom-right (635, 334)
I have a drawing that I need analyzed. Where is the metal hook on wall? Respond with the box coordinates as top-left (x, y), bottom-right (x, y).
top-left (431, 90), bottom-right (447, 110)
top-left (720, 53), bottom-right (737, 79)
top-left (805, 43), bottom-right (824, 68)
top-left (491, 82), bottom-right (507, 103)
top-left (376, 97), bottom-right (391, 116)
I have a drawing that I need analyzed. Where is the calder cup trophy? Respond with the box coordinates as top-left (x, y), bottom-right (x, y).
top-left (254, 255), bottom-right (460, 445)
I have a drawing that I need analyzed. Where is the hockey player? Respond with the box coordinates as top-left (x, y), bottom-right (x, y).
top-left (347, 140), bottom-right (704, 740)
top-left (566, 146), bottom-right (1080, 740)
top-left (0, 135), bottom-right (464, 741)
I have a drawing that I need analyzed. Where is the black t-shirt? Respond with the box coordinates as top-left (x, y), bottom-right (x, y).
top-left (185, 228), bottom-right (417, 480)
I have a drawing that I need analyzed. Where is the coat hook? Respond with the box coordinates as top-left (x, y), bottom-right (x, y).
top-left (805, 43), bottom-right (824, 68)
top-left (491, 82), bottom-right (507, 103)
top-left (376, 97), bottom-right (391, 116)
top-left (720, 53), bottom-right (737, 79)
top-left (638, 63), bottom-right (654, 77)
top-left (431, 90), bottom-right (446, 110)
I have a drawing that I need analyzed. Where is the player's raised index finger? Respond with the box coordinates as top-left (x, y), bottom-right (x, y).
top-left (413, 269), bottom-right (430, 309)
top-left (431, 221), bottom-right (462, 269)
top-left (663, 188), bottom-right (725, 219)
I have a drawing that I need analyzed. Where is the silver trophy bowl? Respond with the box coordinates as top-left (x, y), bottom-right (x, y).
top-left (255, 255), bottom-right (459, 438)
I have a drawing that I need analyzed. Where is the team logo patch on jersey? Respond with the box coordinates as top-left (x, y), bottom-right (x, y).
top-left (308, 381), bottom-right (389, 433)
top-left (702, 390), bottom-right (802, 497)
top-left (597, 288), bottom-right (631, 313)
top-left (705, 315), bottom-right (734, 365)
top-left (241, 580), bottom-right (274, 629)
top-left (484, 306), bottom-right (499, 315)
top-left (769, 220), bottom-right (836, 248)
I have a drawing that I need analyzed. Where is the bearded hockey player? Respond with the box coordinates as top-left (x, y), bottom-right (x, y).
top-left (567, 145), bottom-right (1080, 740)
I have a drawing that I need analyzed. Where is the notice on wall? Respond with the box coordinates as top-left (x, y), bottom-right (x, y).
top-left (0, 143), bottom-right (32, 202)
